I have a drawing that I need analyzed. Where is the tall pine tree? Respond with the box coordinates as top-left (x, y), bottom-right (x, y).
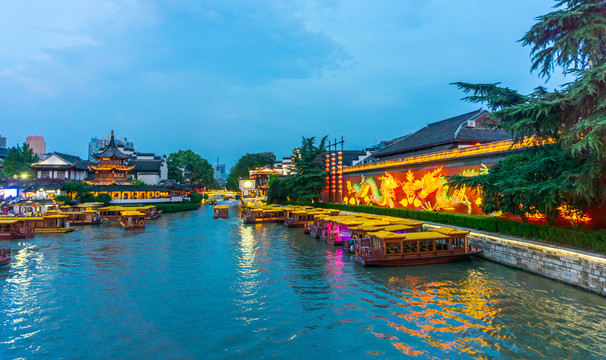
top-left (450, 0), bottom-right (606, 224)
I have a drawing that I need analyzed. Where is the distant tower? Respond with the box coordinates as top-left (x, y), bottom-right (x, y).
top-left (0, 135), bottom-right (6, 149)
top-left (214, 158), bottom-right (226, 185)
top-left (26, 135), bottom-right (46, 155)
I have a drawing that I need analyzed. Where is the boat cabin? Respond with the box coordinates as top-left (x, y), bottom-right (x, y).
top-left (244, 208), bottom-right (285, 224)
top-left (354, 229), bottom-right (480, 266)
top-left (11, 212), bottom-right (74, 233)
top-left (135, 205), bottom-right (162, 220)
top-left (99, 206), bottom-right (132, 221)
top-left (324, 217), bottom-right (364, 246)
top-left (120, 211), bottom-right (145, 230)
top-left (0, 219), bottom-right (35, 239)
top-left (214, 205), bottom-right (229, 219)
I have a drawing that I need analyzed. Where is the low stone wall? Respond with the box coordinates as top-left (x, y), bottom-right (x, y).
top-left (461, 229), bottom-right (606, 296)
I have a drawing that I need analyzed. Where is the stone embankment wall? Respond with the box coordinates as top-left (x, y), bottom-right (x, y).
top-left (457, 229), bottom-right (606, 296)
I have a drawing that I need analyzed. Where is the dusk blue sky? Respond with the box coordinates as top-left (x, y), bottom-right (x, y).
top-left (1, 0), bottom-right (568, 169)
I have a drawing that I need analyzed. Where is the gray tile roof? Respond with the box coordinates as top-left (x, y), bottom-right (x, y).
top-left (129, 159), bottom-right (162, 173)
top-left (372, 109), bottom-right (511, 159)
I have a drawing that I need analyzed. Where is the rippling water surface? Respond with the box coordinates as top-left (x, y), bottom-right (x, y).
top-left (1, 204), bottom-right (605, 359)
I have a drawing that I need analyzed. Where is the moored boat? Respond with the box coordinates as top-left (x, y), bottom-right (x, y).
top-left (214, 205), bottom-right (229, 219)
top-left (120, 211), bottom-right (145, 230)
top-left (7, 212), bottom-right (75, 233)
top-left (324, 217), bottom-right (365, 246)
top-left (99, 206), bottom-right (134, 221)
top-left (244, 207), bottom-right (285, 224)
top-left (135, 205), bottom-right (162, 220)
top-left (0, 247), bottom-right (10, 267)
top-left (353, 227), bottom-right (482, 266)
top-left (0, 219), bottom-right (35, 239)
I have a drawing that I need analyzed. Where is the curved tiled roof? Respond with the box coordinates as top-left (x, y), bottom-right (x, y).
top-left (94, 131), bottom-right (131, 160)
top-left (372, 109), bottom-right (511, 159)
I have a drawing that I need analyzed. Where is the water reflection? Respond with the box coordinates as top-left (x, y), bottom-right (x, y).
top-left (0, 206), bottom-right (605, 359)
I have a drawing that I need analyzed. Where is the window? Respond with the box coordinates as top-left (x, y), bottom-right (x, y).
top-left (386, 241), bottom-right (401, 255)
top-left (403, 241), bottom-right (417, 254)
top-left (420, 240), bottom-right (434, 252)
top-left (452, 238), bottom-right (465, 250)
top-left (436, 239), bottom-right (448, 251)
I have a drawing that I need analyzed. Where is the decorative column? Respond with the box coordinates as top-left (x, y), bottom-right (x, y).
top-left (337, 151), bottom-right (343, 203)
top-left (325, 154), bottom-right (330, 196)
top-left (331, 152), bottom-right (337, 202)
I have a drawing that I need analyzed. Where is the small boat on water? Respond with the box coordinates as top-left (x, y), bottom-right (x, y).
top-left (214, 205), bottom-right (229, 219)
top-left (0, 247), bottom-right (10, 267)
top-left (5, 212), bottom-right (75, 233)
top-left (0, 219), bottom-right (35, 239)
top-left (208, 198), bottom-right (218, 206)
top-left (99, 206), bottom-right (135, 221)
top-left (120, 211), bottom-right (146, 230)
top-left (353, 227), bottom-right (482, 266)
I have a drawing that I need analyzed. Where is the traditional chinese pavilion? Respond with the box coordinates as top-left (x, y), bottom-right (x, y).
top-left (88, 131), bottom-right (134, 185)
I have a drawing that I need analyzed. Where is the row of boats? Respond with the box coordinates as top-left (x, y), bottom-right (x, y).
top-left (0, 203), bottom-right (163, 239)
top-left (240, 203), bottom-right (482, 266)
top-left (0, 203), bottom-right (164, 268)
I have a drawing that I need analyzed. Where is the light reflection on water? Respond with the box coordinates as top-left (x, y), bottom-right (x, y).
top-left (0, 204), bottom-right (605, 359)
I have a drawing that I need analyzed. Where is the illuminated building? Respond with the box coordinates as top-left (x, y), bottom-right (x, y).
top-left (87, 131), bottom-right (134, 185)
top-left (249, 166), bottom-right (283, 197)
top-left (31, 152), bottom-right (91, 181)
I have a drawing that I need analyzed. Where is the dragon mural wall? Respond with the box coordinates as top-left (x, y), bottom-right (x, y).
top-left (344, 165), bottom-right (488, 215)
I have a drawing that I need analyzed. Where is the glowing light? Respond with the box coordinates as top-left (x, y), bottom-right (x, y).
top-left (344, 138), bottom-right (555, 174)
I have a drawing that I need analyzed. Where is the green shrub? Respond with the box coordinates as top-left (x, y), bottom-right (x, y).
top-left (156, 201), bottom-right (201, 213)
top-left (189, 192), bottom-right (203, 204)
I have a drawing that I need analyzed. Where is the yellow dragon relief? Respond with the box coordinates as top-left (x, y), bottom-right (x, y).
top-left (399, 166), bottom-right (474, 214)
top-left (346, 172), bottom-right (399, 208)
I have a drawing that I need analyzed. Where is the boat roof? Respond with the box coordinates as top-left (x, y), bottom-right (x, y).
top-left (76, 202), bottom-right (104, 208)
top-left (215, 205), bottom-right (229, 209)
top-left (121, 211), bottom-right (145, 216)
top-left (336, 219), bottom-right (365, 226)
top-left (433, 227), bottom-right (470, 236)
top-left (403, 231), bottom-right (450, 240)
top-left (100, 206), bottom-right (136, 211)
top-left (350, 224), bottom-right (388, 231)
top-left (0, 219), bottom-right (20, 224)
top-left (382, 224), bottom-right (414, 232)
top-left (136, 205), bottom-right (156, 209)
top-left (368, 230), bottom-right (407, 240)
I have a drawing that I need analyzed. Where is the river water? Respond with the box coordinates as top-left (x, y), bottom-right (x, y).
top-left (1, 203), bottom-right (605, 359)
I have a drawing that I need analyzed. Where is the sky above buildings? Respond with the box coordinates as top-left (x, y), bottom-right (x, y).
top-left (1, 0), bottom-right (568, 168)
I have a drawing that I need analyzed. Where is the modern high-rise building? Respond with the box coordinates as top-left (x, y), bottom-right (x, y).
top-left (26, 135), bottom-right (46, 155)
top-left (214, 159), bottom-right (226, 185)
top-left (0, 135), bottom-right (6, 149)
top-left (89, 133), bottom-right (134, 160)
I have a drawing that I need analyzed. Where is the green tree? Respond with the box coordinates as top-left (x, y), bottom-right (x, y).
top-left (95, 193), bottom-right (112, 206)
top-left (167, 150), bottom-right (218, 188)
top-left (267, 136), bottom-right (327, 203)
top-left (449, 0), bottom-right (606, 223)
top-left (62, 181), bottom-right (90, 200)
top-left (226, 152), bottom-right (276, 191)
top-left (1, 143), bottom-right (39, 178)
top-left (131, 179), bottom-right (148, 186)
